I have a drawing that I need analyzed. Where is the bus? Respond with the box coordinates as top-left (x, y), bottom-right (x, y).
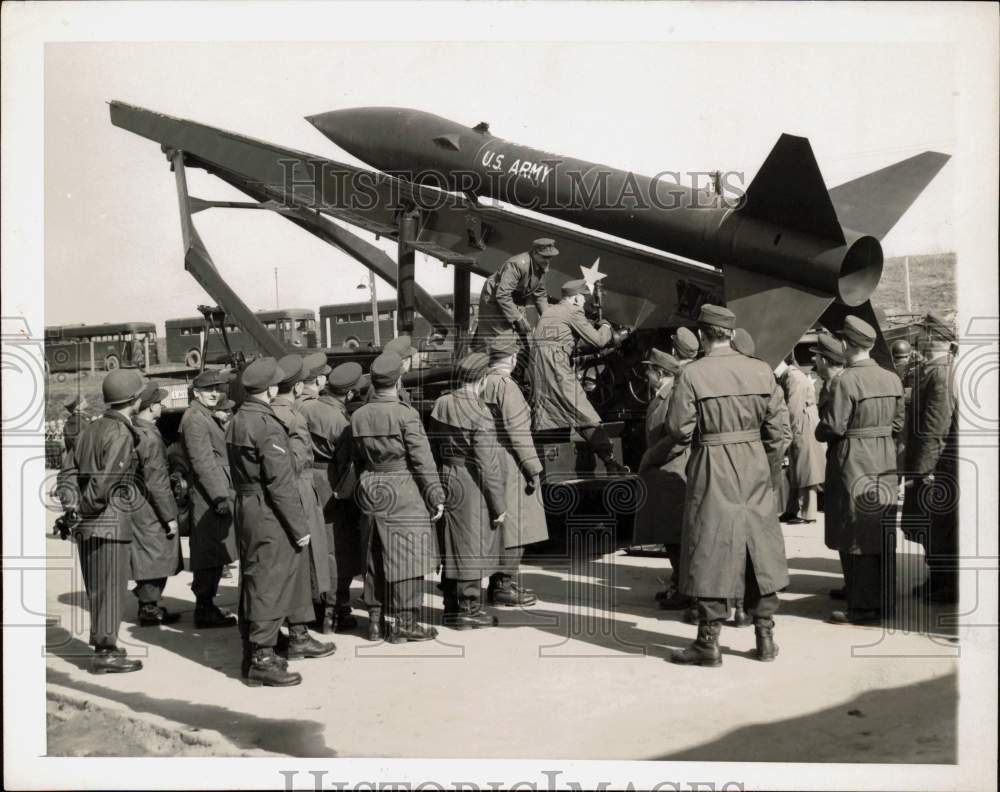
top-left (165, 308), bottom-right (318, 367)
top-left (45, 322), bottom-right (159, 373)
top-left (318, 294), bottom-right (480, 350)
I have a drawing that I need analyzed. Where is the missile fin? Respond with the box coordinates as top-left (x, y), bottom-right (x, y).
top-left (828, 151), bottom-right (950, 240)
top-left (740, 134), bottom-right (846, 244)
top-left (724, 263), bottom-right (833, 368)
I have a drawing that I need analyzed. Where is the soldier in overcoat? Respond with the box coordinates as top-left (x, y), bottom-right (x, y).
top-left (902, 338), bottom-right (958, 604)
top-left (667, 305), bottom-right (790, 667)
top-left (481, 333), bottom-right (547, 607)
top-left (528, 278), bottom-right (630, 473)
top-left (816, 317), bottom-right (904, 626)
top-left (128, 381), bottom-right (183, 626)
top-left (351, 351), bottom-right (445, 643)
top-left (180, 368), bottom-right (238, 628)
top-left (780, 358), bottom-right (827, 523)
top-left (430, 352), bottom-right (507, 630)
top-left (633, 349), bottom-right (691, 610)
top-left (299, 359), bottom-right (365, 633)
top-left (226, 357), bottom-right (334, 687)
top-left (271, 355), bottom-right (333, 617)
top-left (59, 369), bottom-right (147, 674)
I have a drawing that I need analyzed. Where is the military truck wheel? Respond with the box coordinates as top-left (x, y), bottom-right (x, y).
top-left (185, 349), bottom-right (201, 368)
top-left (104, 355), bottom-right (120, 371)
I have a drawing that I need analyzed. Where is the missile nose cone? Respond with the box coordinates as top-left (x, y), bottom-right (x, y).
top-left (306, 108), bottom-right (393, 161)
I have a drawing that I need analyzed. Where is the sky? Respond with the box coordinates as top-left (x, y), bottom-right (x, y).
top-left (43, 40), bottom-right (956, 331)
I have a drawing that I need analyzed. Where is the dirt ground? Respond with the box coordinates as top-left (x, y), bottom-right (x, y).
top-left (43, 499), bottom-right (959, 762)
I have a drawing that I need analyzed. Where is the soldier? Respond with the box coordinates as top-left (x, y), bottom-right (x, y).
top-left (671, 326), bottom-right (700, 362)
top-left (61, 394), bottom-right (91, 457)
top-left (128, 381), bottom-right (183, 626)
top-left (351, 351), bottom-right (445, 643)
top-left (299, 359), bottom-right (364, 634)
top-left (816, 317), bottom-right (904, 626)
top-left (430, 352), bottom-right (507, 629)
top-left (632, 349), bottom-right (691, 610)
top-left (473, 238), bottom-right (556, 350)
top-left (667, 305), bottom-right (790, 667)
top-left (227, 357), bottom-right (334, 688)
top-left (528, 278), bottom-right (631, 474)
top-left (892, 338), bottom-right (916, 480)
top-left (364, 336), bottom-right (416, 405)
top-left (59, 369), bottom-right (147, 674)
top-left (779, 354), bottom-right (826, 524)
top-left (481, 333), bottom-right (547, 607)
top-left (271, 355), bottom-right (333, 626)
top-left (902, 338), bottom-right (958, 604)
top-left (180, 368), bottom-right (238, 628)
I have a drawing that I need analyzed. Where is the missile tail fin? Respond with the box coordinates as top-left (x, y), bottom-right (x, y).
top-left (724, 264), bottom-right (833, 368)
top-left (739, 134), bottom-right (846, 244)
top-left (828, 151), bottom-right (950, 240)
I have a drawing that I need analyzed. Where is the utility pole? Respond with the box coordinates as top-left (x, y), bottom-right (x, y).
top-left (273, 267), bottom-right (279, 309)
top-left (903, 256), bottom-right (912, 313)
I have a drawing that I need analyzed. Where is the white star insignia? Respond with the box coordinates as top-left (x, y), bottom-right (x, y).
top-left (580, 258), bottom-right (608, 292)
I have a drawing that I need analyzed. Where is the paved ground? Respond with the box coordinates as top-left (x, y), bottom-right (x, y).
top-left (44, 507), bottom-right (958, 761)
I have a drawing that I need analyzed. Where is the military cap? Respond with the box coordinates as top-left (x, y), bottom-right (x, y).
top-left (809, 332), bottom-right (846, 364)
top-left (328, 361), bottom-right (363, 394)
top-left (456, 352), bottom-right (491, 383)
top-left (137, 381), bottom-right (168, 411)
top-left (641, 348), bottom-right (680, 375)
top-left (532, 237), bottom-right (559, 256)
top-left (192, 368), bottom-right (233, 389)
top-left (102, 369), bottom-right (145, 406)
top-left (488, 332), bottom-right (521, 358)
top-left (219, 399), bottom-right (236, 411)
top-left (672, 326), bottom-right (699, 359)
top-left (63, 394), bottom-right (84, 412)
top-left (241, 357), bottom-right (285, 393)
top-left (302, 351), bottom-right (330, 379)
top-left (561, 278), bottom-right (589, 298)
top-left (697, 303), bottom-right (736, 330)
top-left (356, 373), bottom-right (372, 393)
top-left (840, 316), bottom-right (876, 347)
top-left (732, 328), bottom-right (756, 357)
top-left (277, 354), bottom-right (306, 387)
top-left (370, 351), bottom-right (403, 387)
top-left (384, 335), bottom-right (417, 360)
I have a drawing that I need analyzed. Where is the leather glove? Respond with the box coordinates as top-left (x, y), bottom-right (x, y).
top-left (212, 497), bottom-right (231, 516)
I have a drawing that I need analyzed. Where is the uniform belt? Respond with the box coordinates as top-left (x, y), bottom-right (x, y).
top-left (366, 461), bottom-right (408, 473)
top-left (311, 460), bottom-right (333, 469)
top-left (236, 483), bottom-right (263, 494)
top-left (698, 430), bottom-right (760, 446)
top-left (844, 427), bottom-right (893, 439)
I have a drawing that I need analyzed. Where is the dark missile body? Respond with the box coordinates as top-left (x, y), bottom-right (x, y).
top-left (308, 108), bottom-right (883, 308)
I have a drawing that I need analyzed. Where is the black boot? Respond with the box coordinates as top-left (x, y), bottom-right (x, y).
top-left (245, 646), bottom-right (301, 687)
top-left (389, 615), bottom-right (438, 643)
top-left (138, 603), bottom-right (181, 627)
top-left (367, 608), bottom-right (384, 642)
top-left (91, 646), bottom-right (142, 674)
top-left (334, 606), bottom-right (358, 632)
top-left (658, 587), bottom-right (693, 610)
top-left (286, 624), bottom-right (336, 659)
top-left (670, 621), bottom-right (723, 667)
top-left (487, 576), bottom-right (537, 607)
top-left (731, 601), bottom-right (752, 627)
top-left (443, 598), bottom-right (498, 630)
top-left (754, 617), bottom-right (779, 661)
top-left (316, 605), bottom-right (336, 635)
top-left (194, 602), bottom-right (237, 629)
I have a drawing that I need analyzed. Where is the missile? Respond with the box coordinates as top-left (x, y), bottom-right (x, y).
top-left (307, 107), bottom-right (899, 310)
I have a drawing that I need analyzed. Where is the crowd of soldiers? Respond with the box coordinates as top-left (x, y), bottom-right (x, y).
top-left (53, 237), bottom-right (959, 682)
